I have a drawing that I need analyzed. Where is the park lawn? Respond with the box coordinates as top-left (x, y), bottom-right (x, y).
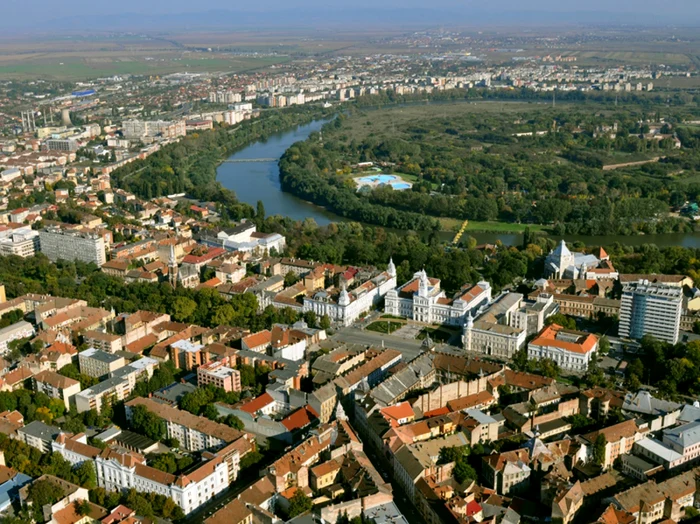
top-left (366, 320), bottom-right (402, 334)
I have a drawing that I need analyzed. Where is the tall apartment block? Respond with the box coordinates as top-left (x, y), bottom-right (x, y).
top-left (619, 281), bottom-right (682, 344)
top-left (39, 226), bottom-right (107, 266)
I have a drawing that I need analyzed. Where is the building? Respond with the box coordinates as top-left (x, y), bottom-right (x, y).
top-left (33, 370), bottom-right (81, 409)
top-left (463, 293), bottom-right (527, 358)
top-left (544, 241), bottom-right (600, 279)
top-left (0, 227), bottom-right (40, 258)
top-left (125, 397), bottom-right (249, 452)
top-left (582, 420), bottom-right (648, 470)
top-left (122, 119), bottom-right (186, 140)
top-left (619, 281), bottom-right (682, 344)
top-left (17, 420), bottom-right (61, 453)
top-left (528, 324), bottom-right (598, 372)
top-left (78, 348), bottom-right (126, 378)
top-left (304, 266), bottom-right (397, 327)
top-left (39, 226), bottom-right (106, 266)
top-left (0, 321), bottom-right (34, 354)
top-left (74, 358), bottom-right (157, 413)
top-left (385, 268), bottom-right (491, 326)
top-left (82, 330), bottom-right (122, 353)
top-left (197, 360), bottom-right (241, 392)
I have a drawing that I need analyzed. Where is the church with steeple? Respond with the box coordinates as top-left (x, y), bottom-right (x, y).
top-left (544, 240), bottom-right (602, 280)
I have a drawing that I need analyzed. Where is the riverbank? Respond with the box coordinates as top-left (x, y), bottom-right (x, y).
top-left (438, 218), bottom-right (550, 234)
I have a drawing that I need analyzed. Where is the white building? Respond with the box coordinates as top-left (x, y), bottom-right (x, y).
top-left (75, 357), bottom-right (157, 413)
top-left (463, 293), bottom-right (527, 358)
top-left (95, 440), bottom-right (246, 516)
top-left (527, 324), bottom-right (598, 372)
top-left (304, 264), bottom-right (396, 327)
top-left (33, 370), bottom-right (81, 409)
top-left (0, 321), bottom-right (35, 354)
top-left (122, 119), bottom-right (186, 140)
top-left (79, 348), bottom-right (126, 378)
top-left (619, 281), bottom-right (682, 344)
top-left (385, 268), bottom-right (491, 326)
top-left (0, 227), bottom-right (40, 258)
top-left (544, 240), bottom-right (600, 279)
top-left (39, 226), bottom-right (106, 266)
top-left (216, 221), bottom-right (286, 255)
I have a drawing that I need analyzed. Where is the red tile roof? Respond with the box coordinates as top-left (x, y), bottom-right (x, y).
top-left (239, 393), bottom-right (275, 415)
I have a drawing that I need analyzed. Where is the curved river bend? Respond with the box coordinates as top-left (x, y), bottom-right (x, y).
top-left (216, 120), bottom-right (700, 248)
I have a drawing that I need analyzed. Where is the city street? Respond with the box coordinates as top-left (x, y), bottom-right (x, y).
top-left (332, 327), bottom-right (426, 361)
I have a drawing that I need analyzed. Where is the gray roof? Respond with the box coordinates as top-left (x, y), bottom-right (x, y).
top-left (634, 437), bottom-right (683, 463)
top-left (679, 403), bottom-right (700, 423)
top-left (465, 408), bottom-right (498, 425)
top-left (370, 352), bottom-right (433, 407)
top-left (623, 390), bottom-right (681, 416)
top-left (663, 420), bottom-right (700, 449)
top-left (364, 502), bottom-right (409, 524)
top-left (18, 421), bottom-right (60, 442)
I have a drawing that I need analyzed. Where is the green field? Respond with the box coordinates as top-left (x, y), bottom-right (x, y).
top-left (0, 54), bottom-right (290, 80)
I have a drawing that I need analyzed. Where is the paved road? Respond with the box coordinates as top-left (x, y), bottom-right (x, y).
top-left (332, 327), bottom-right (426, 361)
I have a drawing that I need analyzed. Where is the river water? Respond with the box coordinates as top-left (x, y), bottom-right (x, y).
top-left (216, 120), bottom-right (700, 248)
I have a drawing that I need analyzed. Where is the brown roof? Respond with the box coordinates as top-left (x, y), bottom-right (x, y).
top-left (4, 367), bottom-right (33, 386)
top-left (503, 369), bottom-right (554, 390)
top-left (205, 498), bottom-right (252, 524)
top-left (583, 420), bottom-right (643, 444)
top-left (126, 397), bottom-right (245, 444)
top-left (242, 330), bottom-right (271, 349)
top-left (52, 500), bottom-right (107, 524)
top-left (34, 370), bottom-right (79, 390)
top-left (597, 504), bottom-right (636, 524)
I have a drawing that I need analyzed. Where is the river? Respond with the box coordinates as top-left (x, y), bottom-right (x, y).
top-left (216, 120), bottom-right (700, 249)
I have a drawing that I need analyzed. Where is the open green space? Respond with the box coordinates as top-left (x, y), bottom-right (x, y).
top-left (0, 54), bottom-right (290, 80)
top-left (366, 320), bottom-right (403, 334)
top-left (280, 95), bottom-right (700, 236)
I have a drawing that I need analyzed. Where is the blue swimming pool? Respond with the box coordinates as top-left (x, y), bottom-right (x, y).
top-left (392, 182), bottom-right (412, 190)
top-left (356, 174), bottom-right (397, 184)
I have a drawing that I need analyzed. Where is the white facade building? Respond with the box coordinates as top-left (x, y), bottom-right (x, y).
top-left (303, 264), bottom-right (397, 327)
top-left (39, 226), bottom-right (106, 266)
top-left (0, 227), bottom-right (40, 258)
top-left (216, 221), bottom-right (286, 254)
top-left (385, 268), bottom-right (491, 326)
top-left (544, 240), bottom-right (600, 279)
top-left (527, 324), bottom-right (598, 372)
top-left (0, 321), bottom-right (35, 354)
top-left (619, 281), bottom-right (682, 344)
top-left (463, 293), bottom-right (527, 358)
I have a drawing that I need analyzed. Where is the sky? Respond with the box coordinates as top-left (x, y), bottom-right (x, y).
top-left (3, 0), bottom-right (700, 30)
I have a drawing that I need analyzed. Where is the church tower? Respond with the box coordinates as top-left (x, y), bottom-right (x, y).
top-left (338, 284), bottom-right (350, 308)
top-left (168, 244), bottom-right (178, 288)
top-left (387, 257), bottom-right (396, 279)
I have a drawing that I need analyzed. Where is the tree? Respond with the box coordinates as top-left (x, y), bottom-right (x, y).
top-left (129, 405), bottom-right (165, 441)
top-left (592, 434), bottom-right (607, 466)
top-left (75, 499), bottom-right (92, 516)
top-left (171, 296), bottom-right (197, 323)
top-left (256, 200), bottom-right (266, 223)
top-left (453, 461), bottom-right (478, 484)
top-left (28, 478), bottom-right (65, 521)
top-left (545, 314), bottom-right (577, 330)
top-left (284, 271), bottom-right (299, 288)
top-left (598, 336), bottom-right (611, 356)
top-left (320, 314), bottom-right (331, 331)
top-left (287, 489), bottom-right (312, 518)
top-left (223, 414), bottom-right (244, 430)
